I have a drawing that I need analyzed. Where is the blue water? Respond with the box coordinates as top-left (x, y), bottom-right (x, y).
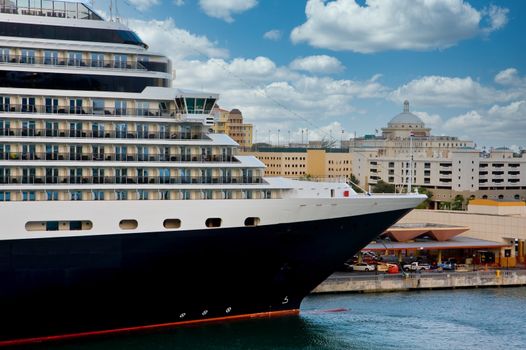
top-left (29, 288), bottom-right (526, 350)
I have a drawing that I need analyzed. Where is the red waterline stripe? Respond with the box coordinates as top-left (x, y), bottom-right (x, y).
top-left (0, 309), bottom-right (300, 347)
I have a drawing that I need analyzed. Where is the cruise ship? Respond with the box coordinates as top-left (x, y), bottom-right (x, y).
top-left (0, 0), bottom-right (425, 346)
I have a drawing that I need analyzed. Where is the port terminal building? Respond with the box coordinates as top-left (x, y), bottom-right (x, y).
top-left (387, 199), bottom-right (526, 268)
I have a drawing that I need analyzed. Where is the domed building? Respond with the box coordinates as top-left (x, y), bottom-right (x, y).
top-left (381, 101), bottom-right (430, 140)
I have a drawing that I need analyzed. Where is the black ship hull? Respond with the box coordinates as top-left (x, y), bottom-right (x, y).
top-left (0, 208), bottom-right (409, 345)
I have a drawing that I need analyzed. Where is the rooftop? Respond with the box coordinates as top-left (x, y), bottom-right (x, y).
top-left (388, 101), bottom-right (425, 126)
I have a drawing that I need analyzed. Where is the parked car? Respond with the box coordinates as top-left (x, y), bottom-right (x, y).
top-left (346, 262), bottom-right (375, 272)
top-left (403, 262), bottom-right (431, 272)
top-left (437, 261), bottom-right (456, 270)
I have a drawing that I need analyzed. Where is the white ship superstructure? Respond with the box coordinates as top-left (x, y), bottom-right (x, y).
top-left (0, 1), bottom-right (424, 345)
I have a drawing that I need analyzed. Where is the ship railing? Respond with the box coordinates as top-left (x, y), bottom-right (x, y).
top-left (292, 176), bottom-right (349, 183)
top-left (0, 54), bottom-right (147, 71)
top-left (0, 152), bottom-right (238, 163)
top-left (0, 0), bottom-right (102, 20)
top-left (0, 104), bottom-right (182, 119)
top-left (0, 175), bottom-right (264, 185)
top-left (0, 128), bottom-right (208, 141)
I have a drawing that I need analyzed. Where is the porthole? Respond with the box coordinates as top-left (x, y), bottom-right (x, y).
top-left (164, 219), bottom-right (181, 229)
top-left (205, 218), bottom-right (222, 228)
top-left (244, 217), bottom-right (260, 227)
top-left (119, 219), bottom-right (138, 230)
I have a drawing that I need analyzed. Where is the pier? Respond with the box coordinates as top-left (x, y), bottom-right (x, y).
top-left (313, 270), bottom-right (526, 294)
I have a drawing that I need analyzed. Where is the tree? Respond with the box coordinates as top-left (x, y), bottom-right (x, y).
top-left (451, 194), bottom-right (465, 211)
top-left (415, 187), bottom-right (433, 209)
top-left (371, 180), bottom-right (395, 193)
top-left (348, 173), bottom-right (363, 193)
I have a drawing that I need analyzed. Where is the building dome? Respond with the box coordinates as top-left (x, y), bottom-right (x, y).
top-left (229, 108), bottom-right (242, 115)
top-left (388, 101), bottom-right (424, 127)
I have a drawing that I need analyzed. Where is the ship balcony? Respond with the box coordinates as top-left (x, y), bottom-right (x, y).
top-left (0, 104), bottom-right (180, 119)
top-left (0, 55), bottom-right (147, 71)
top-left (0, 151), bottom-right (238, 163)
top-left (0, 128), bottom-right (208, 141)
top-left (0, 0), bottom-right (102, 20)
top-left (0, 175), bottom-right (263, 185)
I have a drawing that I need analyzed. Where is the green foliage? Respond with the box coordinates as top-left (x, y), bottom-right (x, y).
top-left (451, 194), bottom-right (465, 210)
top-left (415, 187), bottom-right (433, 209)
top-left (371, 180), bottom-right (395, 193)
top-left (348, 173), bottom-right (363, 193)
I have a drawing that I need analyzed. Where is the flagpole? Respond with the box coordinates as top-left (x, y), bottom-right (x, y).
top-left (408, 133), bottom-right (413, 193)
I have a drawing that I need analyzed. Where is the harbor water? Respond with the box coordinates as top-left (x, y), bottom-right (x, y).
top-left (29, 287), bottom-right (526, 350)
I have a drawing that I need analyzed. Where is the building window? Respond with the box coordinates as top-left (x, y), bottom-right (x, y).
top-left (23, 191), bottom-right (36, 201)
top-left (43, 50), bottom-right (59, 65)
top-left (92, 99), bottom-right (105, 114)
top-left (70, 191), bottom-right (82, 201)
top-left (114, 54), bottom-right (128, 69)
top-left (21, 49), bottom-right (36, 64)
top-left (115, 100), bottom-right (127, 115)
top-left (116, 191), bottom-right (127, 200)
top-left (68, 51), bottom-right (83, 66)
top-left (0, 48), bottom-right (9, 63)
top-left (46, 191), bottom-right (59, 201)
top-left (138, 190), bottom-right (148, 200)
top-left (91, 52), bottom-right (105, 68)
top-left (0, 191), bottom-right (10, 201)
top-left (93, 191), bottom-right (105, 201)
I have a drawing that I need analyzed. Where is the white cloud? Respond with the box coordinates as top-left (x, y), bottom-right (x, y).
top-left (289, 55), bottom-right (344, 74)
top-left (171, 56), bottom-right (387, 136)
top-left (413, 111), bottom-right (443, 129)
top-left (291, 0), bottom-right (508, 53)
top-left (128, 18), bottom-right (228, 60)
top-left (263, 29), bottom-right (282, 41)
top-left (443, 101), bottom-right (526, 146)
top-left (173, 0), bottom-right (185, 6)
top-left (485, 4), bottom-right (509, 32)
top-left (390, 75), bottom-right (515, 107)
top-left (128, 0), bottom-right (160, 12)
top-left (199, 0), bottom-right (258, 23)
top-left (494, 68), bottom-right (526, 87)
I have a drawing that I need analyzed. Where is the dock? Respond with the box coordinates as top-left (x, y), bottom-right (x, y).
top-left (312, 270), bottom-right (526, 294)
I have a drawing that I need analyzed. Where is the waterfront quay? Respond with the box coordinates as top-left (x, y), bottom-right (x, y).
top-left (313, 269), bottom-right (526, 294)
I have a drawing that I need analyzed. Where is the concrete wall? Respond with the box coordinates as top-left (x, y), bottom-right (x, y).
top-left (313, 270), bottom-right (526, 294)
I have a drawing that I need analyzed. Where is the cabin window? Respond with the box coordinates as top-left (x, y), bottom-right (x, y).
top-left (244, 217), bottom-right (260, 227)
top-left (205, 218), bottom-right (221, 228)
top-left (164, 219), bottom-right (181, 229)
top-left (25, 220), bottom-right (92, 232)
top-left (119, 219), bottom-right (138, 230)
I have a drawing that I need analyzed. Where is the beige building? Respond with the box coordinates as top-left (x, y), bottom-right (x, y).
top-left (212, 108), bottom-right (253, 149)
top-left (243, 148), bottom-right (352, 179)
top-left (351, 101), bottom-right (526, 202)
top-left (400, 199), bottom-right (526, 266)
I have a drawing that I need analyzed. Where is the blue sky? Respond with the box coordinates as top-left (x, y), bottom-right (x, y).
top-left (93, 0), bottom-right (525, 149)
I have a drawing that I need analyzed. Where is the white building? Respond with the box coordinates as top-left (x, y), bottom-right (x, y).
top-left (351, 102), bottom-right (526, 204)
